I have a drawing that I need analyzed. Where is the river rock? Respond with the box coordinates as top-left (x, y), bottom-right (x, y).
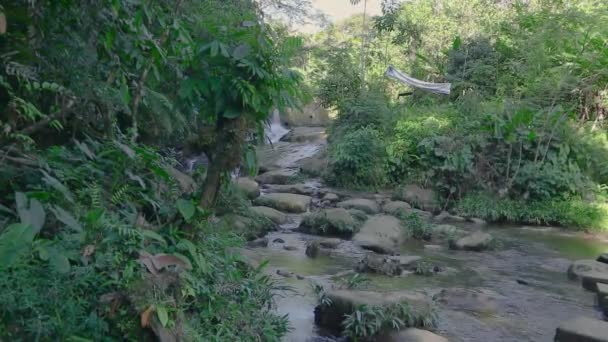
top-left (382, 201), bottom-right (411, 215)
top-left (250, 206), bottom-right (288, 225)
top-left (265, 183), bottom-right (315, 196)
top-left (568, 259), bottom-right (608, 291)
top-left (299, 154), bottom-right (328, 177)
top-left (235, 177), bottom-right (260, 199)
top-left (378, 329), bottom-right (449, 342)
top-left (432, 224), bottom-right (466, 240)
top-left (598, 253), bottom-right (608, 264)
top-left (299, 208), bottom-right (363, 237)
top-left (394, 185), bottom-right (439, 212)
top-left (323, 193), bottom-right (339, 202)
top-left (436, 287), bottom-right (500, 315)
top-left (254, 193), bottom-right (311, 213)
top-left (554, 316), bottom-right (608, 342)
top-left (449, 231), bottom-right (493, 251)
top-left (220, 214), bottom-right (270, 241)
top-left (283, 245), bottom-right (298, 251)
top-left (356, 253), bottom-right (422, 276)
top-left (255, 169), bottom-right (297, 185)
top-left (337, 198), bottom-right (380, 214)
top-left (433, 211), bottom-right (466, 224)
top-left (247, 237), bottom-right (269, 248)
top-left (276, 269), bottom-right (294, 278)
top-left (305, 241), bottom-right (331, 258)
top-left (353, 215), bottom-right (405, 253)
top-left (597, 283), bottom-right (608, 316)
top-left (314, 290), bottom-right (432, 333)
top-left (319, 238), bottom-right (343, 249)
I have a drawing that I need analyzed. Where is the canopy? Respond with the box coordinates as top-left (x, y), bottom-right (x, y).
top-left (385, 65), bottom-right (451, 95)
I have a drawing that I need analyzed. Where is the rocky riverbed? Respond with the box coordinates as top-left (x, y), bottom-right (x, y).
top-left (235, 127), bottom-right (608, 342)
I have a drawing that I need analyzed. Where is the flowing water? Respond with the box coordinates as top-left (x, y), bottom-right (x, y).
top-left (246, 127), bottom-right (608, 342)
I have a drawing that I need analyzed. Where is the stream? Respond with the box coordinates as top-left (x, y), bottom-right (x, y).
top-left (245, 126), bottom-right (608, 342)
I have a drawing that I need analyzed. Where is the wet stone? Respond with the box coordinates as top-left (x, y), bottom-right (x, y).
top-left (247, 237), bottom-right (268, 248)
top-left (568, 259), bottom-right (608, 291)
top-left (283, 245), bottom-right (298, 251)
top-left (378, 328), bottom-right (449, 342)
top-left (337, 198), bottom-right (380, 215)
top-left (598, 253), bottom-right (608, 264)
top-left (597, 283), bottom-right (608, 316)
top-left (554, 316), bottom-right (608, 342)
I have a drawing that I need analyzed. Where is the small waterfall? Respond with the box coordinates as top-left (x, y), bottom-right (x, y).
top-left (266, 109), bottom-right (290, 143)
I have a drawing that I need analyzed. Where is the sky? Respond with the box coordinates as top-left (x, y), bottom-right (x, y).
top-left (296, 0), bottom-right (384, 33)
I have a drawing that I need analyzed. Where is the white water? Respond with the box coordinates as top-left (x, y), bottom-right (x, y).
top-left (266, 109), bottom-right (290, 143)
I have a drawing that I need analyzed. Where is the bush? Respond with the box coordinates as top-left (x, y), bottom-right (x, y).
top-left (325, 127), bottom-right (389, 188)
top-left (0, 139), bottom-right (289, 340)
top-left (455, 193), bottom-right (608, 231)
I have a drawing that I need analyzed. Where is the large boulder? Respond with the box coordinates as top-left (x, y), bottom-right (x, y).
top-left (299, 153), bottom-right (328, 177)
top-left (394, 185), bottom-right (439, 212)
top-left (314, 290), bottom-right (433, 333)
top-left (382, 201), bottom-right (411, 215)
top-left (235, 177), bottom-right (260, 199)
top-left (254, 193), bottom-right (311, 213)
top-left (598, 253), bottom-right (608, 264)
top-left (555, 316), bottom-right (608, 342)
top-left (299, 208), bottom-right (363, 237)
top-left (255, 169), bottom-right (297, 185)
top-left (567, 259), bottom-right (608, 291)
top-left (265, 183), bottom-right (315, 196)
top-left (449, 231), bottom-right (493, 252)
top-left (337, 198), bottom-right (380, 215)
top-left (219, 214), bottom-right (270, 241)
top-left (433, 211), bottom-right (466, 224)
top-left (250, 206), bottom-right (288, 225)
top-left (378, 329), bottom-right (449, 342)
top-left (353, 215), bottom-right (405, 253)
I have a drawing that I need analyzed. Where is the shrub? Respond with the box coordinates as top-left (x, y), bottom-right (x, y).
top-left (342, 302), bottom-right (437, 339)
top-left (325, 127), bottom-right (389, 188)
top-left (455, 193), bottom-right (608, 231)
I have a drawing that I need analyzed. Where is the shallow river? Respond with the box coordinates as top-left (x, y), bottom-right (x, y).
top-left (248, 129), bottom-right (608, 342)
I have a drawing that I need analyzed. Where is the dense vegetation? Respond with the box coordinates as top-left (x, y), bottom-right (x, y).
top-left (307, 0), bottom-right (608, 230)
top-left (0, 0), bottom-right (301, 340)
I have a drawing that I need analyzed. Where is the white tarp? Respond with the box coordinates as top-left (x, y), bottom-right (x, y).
top-left (385, 65), bottom-right (451, 95)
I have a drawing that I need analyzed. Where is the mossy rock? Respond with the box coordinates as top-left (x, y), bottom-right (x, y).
top-left (299, 208), bottom-right (365, 237)
top-left (254, 193), bottom-right (312, 213)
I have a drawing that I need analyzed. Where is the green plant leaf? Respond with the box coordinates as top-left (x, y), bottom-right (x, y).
top-left (0, 223), bottom-right (37, 269)
top-left (140, 230), bottom-right (167, 245)
top-left (15, 192), bottom-right (46, 233)
top-left (176, 199), bottom-right (195, 221)
top-left (156, 305), bottom-right (169, 327)
top-left (51, 206), bottom-right (83, 232)
top-left (49, 251), bottom-right (71, 274)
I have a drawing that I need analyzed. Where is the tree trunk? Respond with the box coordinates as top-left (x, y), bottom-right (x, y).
top-left (199, 115), bottom-right (248, 208)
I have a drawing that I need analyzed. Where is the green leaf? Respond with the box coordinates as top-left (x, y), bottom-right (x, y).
top-left (120, 81), bottom-right (131, 109)
top-left (0, 223), bottom-right (37, 269)
top-left (140, 230), bottom-right (167, 245)
top-left (49, 251), bottom-right (71, 274)
top-left (15, 192), bottom-right (46, 233)
top-left (452, 36), bottom-right (462, 50)
top-left (232, 44), bottom-right (251, 59)
top-left (156, 306), bottom-right (169, 327)
top-left (41, 170), bottom-right (75, 203)
top-left (51, 206), bottom-right (83, 232)
top-left (210, 41), bottom-right (220, 57)
top-left (176, 199), bottom-right (195, 221)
